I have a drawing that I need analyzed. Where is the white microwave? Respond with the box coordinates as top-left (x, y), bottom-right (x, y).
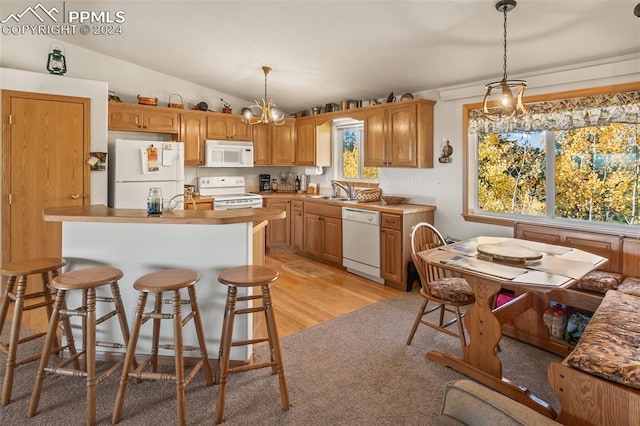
top-left (204, 140), bottom-right (254, 167)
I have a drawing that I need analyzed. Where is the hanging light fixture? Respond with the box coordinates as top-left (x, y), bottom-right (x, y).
top-left (242, 66), bottom-right (285, 126)
top-left (482, 0), bottom-right (527, 121)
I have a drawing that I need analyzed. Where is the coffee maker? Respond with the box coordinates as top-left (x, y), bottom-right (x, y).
top-left (259, 174), bottom-right (272, 192)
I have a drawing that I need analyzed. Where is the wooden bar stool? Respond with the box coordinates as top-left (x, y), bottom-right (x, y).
top-left (0, 257), bottom-right (67, 405)
top-left (112, 268), bottom-right (214, 426)
top-left (215, 265), bottom-right (290, 424)
top-left (28, 266), bottom-right (133, 425)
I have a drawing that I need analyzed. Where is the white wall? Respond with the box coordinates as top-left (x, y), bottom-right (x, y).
top-left (2, 34), bottom-right (639, 242)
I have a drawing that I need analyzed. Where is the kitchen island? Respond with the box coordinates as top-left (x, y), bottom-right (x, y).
top-left (43, 205), bottom-right (285, 363)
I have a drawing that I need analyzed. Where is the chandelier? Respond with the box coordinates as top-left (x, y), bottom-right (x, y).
top-left (242, 66), bottom-right (285, 126)
top-left (482, 0), bottom-right (527, 121)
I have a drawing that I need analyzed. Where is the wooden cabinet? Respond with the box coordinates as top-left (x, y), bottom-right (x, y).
top-left (295, 118), bottom-right (332, 166)
top-left (184, 196), bottom-right (213, 210)
top-left (180, 111), bottom-right (207, 165)
top-left (265, 198), bottom-right (291, 250)
top-left (252, 124), bottom-right (272, 165)
top-left (252, 119), bottom-right (296, 165)
top-left (291, 199), bottom-right (304, 251)
top-left (380, 210), bottom-right (434, 290)
top-left (271, 119), bottom-right (296, 165)
top-left (206, 113), bottom-right (252, 141)
top-left (303, 201), bottom-right (342, 265)
top-left (363, 99), bottom-right (435, 168)
top-left (108, 103), bottom-right (180, 133)
top-left (381, 214), bottom-right (404, 284)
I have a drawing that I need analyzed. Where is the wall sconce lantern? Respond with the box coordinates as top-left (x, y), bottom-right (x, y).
top-left (46, 43), bottom-right (67, 75)
top-left (439, 139), bottom-right (454, 163)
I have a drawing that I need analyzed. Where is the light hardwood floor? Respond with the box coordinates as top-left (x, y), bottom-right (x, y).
top-left (9, 252), bottom-right (401, 339)
top-left (265, 252), bottom-right (401, 338)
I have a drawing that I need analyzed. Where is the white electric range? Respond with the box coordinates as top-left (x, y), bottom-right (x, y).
top-left (197, 176), bottom-right (263, 210)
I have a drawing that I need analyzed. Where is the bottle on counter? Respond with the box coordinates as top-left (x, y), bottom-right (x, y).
top-left (295, 175), bottom-right (301, 191)
top-left (147, 187), bottom-right (163, 216)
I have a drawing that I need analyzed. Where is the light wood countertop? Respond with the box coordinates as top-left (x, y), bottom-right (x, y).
top-left (43, 205), bottom-right (285, 225)
top-left (259, 192), bottom-right (436, 215)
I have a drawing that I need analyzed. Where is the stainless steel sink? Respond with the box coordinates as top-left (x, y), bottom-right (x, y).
top-left (309, 195), bottom-right (354, 201)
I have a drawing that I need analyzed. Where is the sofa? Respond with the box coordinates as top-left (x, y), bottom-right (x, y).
top-left (433, 379), bottom-right (560, 425)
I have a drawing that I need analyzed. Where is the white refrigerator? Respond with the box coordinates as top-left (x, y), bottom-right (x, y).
top-left (108, 138), bottom-right (184, 209)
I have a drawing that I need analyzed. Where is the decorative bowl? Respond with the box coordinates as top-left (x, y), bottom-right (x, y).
top-left (382, 196), bottom-right (406, 205)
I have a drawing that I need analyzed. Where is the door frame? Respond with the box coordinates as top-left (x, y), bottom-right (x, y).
top-left (1, 90), bottom-right (91, 264)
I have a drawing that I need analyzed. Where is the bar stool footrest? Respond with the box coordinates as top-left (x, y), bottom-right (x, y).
top-left (228, 361), bottom-right (276, 374)
top-left (231, 337), bottom-right (269, 347)
top-left (44, 366), bottom-right (88, 377)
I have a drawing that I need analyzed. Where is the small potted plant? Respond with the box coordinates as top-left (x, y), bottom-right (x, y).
top-left (220, 98), bottom-right (232, 114)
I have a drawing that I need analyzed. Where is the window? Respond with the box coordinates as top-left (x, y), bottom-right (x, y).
top-left (465, 83), bottom-right (640, 229)
top-left (334, 119), bottom-right (377, 180)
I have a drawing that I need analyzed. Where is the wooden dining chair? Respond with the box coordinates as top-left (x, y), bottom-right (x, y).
top-left (406, 222), bottom-right (475, 351)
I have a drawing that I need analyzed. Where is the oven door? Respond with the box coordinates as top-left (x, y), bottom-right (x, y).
top-left (214, 198), bottom-right (262, 210)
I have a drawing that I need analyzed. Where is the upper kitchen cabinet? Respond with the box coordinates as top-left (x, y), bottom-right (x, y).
top-left (108, 103), bottom-right (180, 134)
top-left (295, 117), bottom-right (331, 166)
top-left (206, 113), bottom-right (252, 141)
top-left (363, 99), bottom-right (435, 168)
top-left (180, 111), bottom-right (207, 165)
top-left (252, 119), bottom-right (296, 166)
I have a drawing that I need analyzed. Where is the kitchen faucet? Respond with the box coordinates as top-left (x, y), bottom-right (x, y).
top-left (331, 180), bottom-right (353, 199)
top-left (167, 193), bottom-right (197, 211)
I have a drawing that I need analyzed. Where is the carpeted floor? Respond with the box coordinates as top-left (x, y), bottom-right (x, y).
top-left (0, 290), bottom-right (561, 425)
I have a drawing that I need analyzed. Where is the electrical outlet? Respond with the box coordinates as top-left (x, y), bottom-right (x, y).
top-left (407, 177), bottom-right (419, 186)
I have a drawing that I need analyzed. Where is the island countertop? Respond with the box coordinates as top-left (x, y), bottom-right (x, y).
top-left (43, 204), bottom-right (286, 224)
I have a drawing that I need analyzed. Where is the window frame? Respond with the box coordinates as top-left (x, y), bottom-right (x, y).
top-left (332, 118), bottom-right (377, 182)
top-left (463, 81), bottom-right (640, 229)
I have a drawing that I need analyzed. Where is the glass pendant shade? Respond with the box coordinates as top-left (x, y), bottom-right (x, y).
top-left (482, 0), bottom-right (527, 121)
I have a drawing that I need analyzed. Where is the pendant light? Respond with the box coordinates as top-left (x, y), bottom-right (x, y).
top-left (482, 0), bottom-right (527, 121)
top-left (242, 66), bottom-right (285, 126)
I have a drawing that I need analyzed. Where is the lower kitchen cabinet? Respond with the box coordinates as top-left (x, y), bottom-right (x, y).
top-left (381, 211), bottom-right (434, 290)
top-left (185, 196), bottom-right (213, 210)
top-left (265, 198), bottom-right (291, 249)
top-left (381, 213), bottom-right (403, 284)
top-left (291, 199), bottom-right (304, 251)
top-left (303, 201), bottom-right (342, 265)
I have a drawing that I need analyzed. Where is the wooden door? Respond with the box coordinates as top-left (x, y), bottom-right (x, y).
top-left (252, 124), bottom-right (271, 165)
top-left (108, 103), bottom-right (143, 131)
top-left (229, 115), bottom-right (251, 141)
top-left (142, 109), bottom-right (179, 133)
top-left (271, 120), bottom-right (296, 165)
top-left (295, 118), bottom-right (316, 165)
top-left (303, 213), bottom-right (323, 257)
top-left (206, 115), bottom-right (231, 139)
top-left (265, 199), bottom-right (291, 248)
top-left (363, 109), bottom-right (387, 167)
top-left (387, 103), bottom-right (417, 167)
top-left (381, 227), bottom-right (403, 283)
top-left (322, 216), bottom-right (342, 264)
top-left (2, 91), bottom-right (89, 329)
top-left (181, 112), bottom-right (206, 165)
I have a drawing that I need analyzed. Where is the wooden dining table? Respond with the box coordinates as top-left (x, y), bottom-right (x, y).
top-left (418, 236), bottom-right (607, 419)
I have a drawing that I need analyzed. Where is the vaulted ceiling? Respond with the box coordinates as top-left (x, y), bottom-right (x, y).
top-left (40, 0), bottom-right (640, 112)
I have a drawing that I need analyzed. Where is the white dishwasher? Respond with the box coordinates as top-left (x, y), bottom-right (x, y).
top-left (342, 206), bottom-right (384, 284)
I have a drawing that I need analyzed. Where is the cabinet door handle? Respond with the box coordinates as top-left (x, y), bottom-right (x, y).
top-left (70, 194), bottom-right (81, 200)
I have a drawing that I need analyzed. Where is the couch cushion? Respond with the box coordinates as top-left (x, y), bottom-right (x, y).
top-left (571, 271), bottom-right (623, 294)
top-left (429, 278), bottom-right (475, 303)
top-left (617, 276), bottom-right (640, 297)
top-left (436, 380), bottom-right (559, 425)
top-left (566, 290), bottom-right (640, 390)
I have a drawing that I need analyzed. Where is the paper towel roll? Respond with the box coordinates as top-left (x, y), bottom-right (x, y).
top-left (305, 166), bottom-right (323, 176)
